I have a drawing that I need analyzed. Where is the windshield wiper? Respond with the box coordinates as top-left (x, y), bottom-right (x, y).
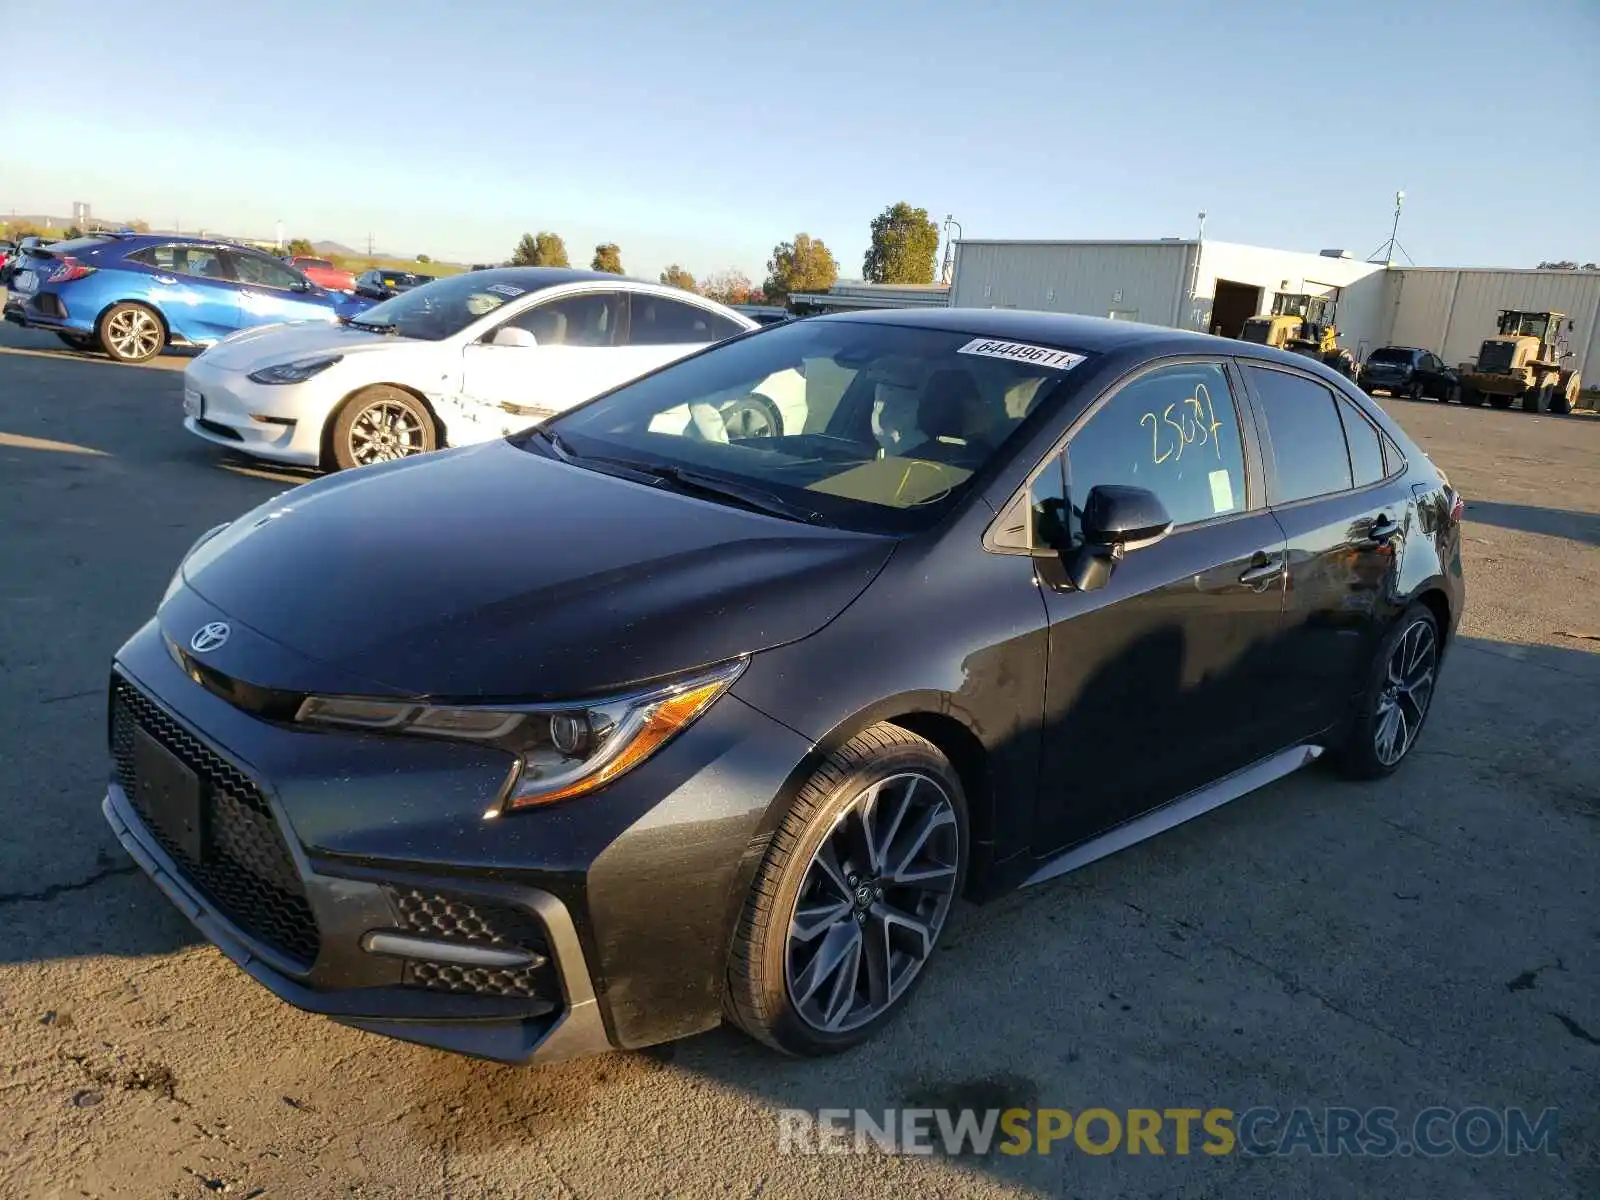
top-left (530, 426), bottom-right (577, 461)
top-left (640, 464), bottom-right (831, 526)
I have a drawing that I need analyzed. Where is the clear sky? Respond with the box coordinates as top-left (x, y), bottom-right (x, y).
top-left (3, 0), bottom-right (1596, 281)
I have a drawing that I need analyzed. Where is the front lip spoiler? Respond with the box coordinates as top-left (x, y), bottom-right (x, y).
top-left (103, 782), bottom-right (614, 1065)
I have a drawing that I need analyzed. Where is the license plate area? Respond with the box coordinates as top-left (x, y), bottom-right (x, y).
top-left (132, 727), bottom-right (205, 862)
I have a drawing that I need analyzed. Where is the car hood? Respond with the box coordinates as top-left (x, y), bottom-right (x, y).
top-left (177, 440), bottom-right (896, 698)
top-left (199, 320), bottom-right (410, 372)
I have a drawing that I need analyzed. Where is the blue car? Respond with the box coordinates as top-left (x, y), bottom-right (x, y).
top-left (2, 233), bottom-right (373, 364)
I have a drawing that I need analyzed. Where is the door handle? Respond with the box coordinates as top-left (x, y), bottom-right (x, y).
top-left (1239, 552), bottom-right (1285, 588)
top-left (1369, 514), bottom-right (1401, 542)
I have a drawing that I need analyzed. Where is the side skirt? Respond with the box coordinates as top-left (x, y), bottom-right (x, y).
top-left (1022, 744), bottom-right (1324, 888)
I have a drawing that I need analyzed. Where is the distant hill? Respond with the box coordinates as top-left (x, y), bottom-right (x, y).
top-left (311, 240), bottom-right (364, 258)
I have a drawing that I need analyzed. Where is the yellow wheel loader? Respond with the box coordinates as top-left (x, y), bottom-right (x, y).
top-left (1456, 310), bottom-right (1583, 415)
top-left (1239, 293), bottom-right (1356, 378)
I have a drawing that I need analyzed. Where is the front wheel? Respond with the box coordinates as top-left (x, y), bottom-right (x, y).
top-left (1550, 373), bottom-right (1581, 416)
top-left (329, 386), bottom-right (437, 471)
top-left (724, 725), bottom-right (967, 1056)
top-left (98, 302), bottom-right (166, 363)
top-left (1331, 605), bottom-right (1441, 780)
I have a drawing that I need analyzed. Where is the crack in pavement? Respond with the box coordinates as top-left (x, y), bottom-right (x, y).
top-left (1551, 1012), bottom-right (1600, 1047)
top-left (0, 862), bottom-right (139, 906)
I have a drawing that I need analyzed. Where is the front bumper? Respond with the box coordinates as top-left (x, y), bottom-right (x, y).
top-left (104, 607), bottom-right (813, 1061)
top-left (182, 356), bottom-right (333, 467)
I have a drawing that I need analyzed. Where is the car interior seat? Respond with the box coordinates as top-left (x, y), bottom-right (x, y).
top-left (919, 369), bottom-right (1000, 465)
top-left (522, 309), bottom-right (568, 345)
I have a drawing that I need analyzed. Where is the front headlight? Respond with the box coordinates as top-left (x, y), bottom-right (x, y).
top-left (294, 659), bottom-right (746, 812)
top-left (247, 354), bottom-right (343, 385)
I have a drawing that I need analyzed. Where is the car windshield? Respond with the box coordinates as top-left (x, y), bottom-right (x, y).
top-left (347, 272), bottom-right (531, 339)
top-left (538, 320), bottom-right (1092, 534)
top-left (1367, 348), bottom-right (1415, 364)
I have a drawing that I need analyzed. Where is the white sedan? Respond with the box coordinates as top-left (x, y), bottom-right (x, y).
top-left (181, 269), bottom-right (800, 471)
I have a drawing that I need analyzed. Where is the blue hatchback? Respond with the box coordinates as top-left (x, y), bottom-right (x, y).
top-left (2, 233), bottom-right (372, 363)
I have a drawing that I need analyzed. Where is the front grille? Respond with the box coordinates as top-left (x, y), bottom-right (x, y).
top-left (1476, 340), bottom-right (1517, 373)
top-left (388, 888), bottom-right (554, 999)
top-left (110, 676), bottom-right (320, 969)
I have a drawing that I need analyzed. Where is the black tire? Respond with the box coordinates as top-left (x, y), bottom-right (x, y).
top-left (1550, 373), bottom-right (1580, 416)
top-left (724, 724), bottom-right (968, 1056)
top-left (329, 385), bottom-right (438, 471)
top-left (1445, 384), bottom-right (1461, 404)
top-left (1331, 604), bottom-right (1441, 781)
top-left (1524, 382), bottom-right (1550, 414)
top-left (55, 331), bottom-right (95, 351)
top-left (97, 302), bottom-right (166, 364)
top-left (718, 392), bottom-right (784, 439)
top-left (1460, 388), bottom-right (1484, 407)
top-left (1405, 381), bottom-right (1424, 400)
top-left (1488, 395), bottom-right (1513, 410)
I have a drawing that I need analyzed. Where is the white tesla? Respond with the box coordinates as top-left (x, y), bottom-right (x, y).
top-left (181, 268), bottom-right (800, 471)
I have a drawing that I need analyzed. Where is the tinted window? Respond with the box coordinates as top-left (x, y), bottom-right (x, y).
top-left (1367, 348), bottom-right (1416, 365)
top-left (1064, 361), bottom-right (1248, 535)
top-left (630, 295), bottom-right (745, 345)
top-left (509, 291), bottom-right (622, 347)
top-left (231, 252), bottom-right (303, 289)
top-left (1337, 397), bottom-right (1385, 488)
top-left (128, 244), bottom-right (227, 280)
top-left (1245, 366), bottom-right (1353, 503)
top-left (548, 320), bottom-right (1089, 535)
top-left (1381, 429), bottom-right (1406, 476)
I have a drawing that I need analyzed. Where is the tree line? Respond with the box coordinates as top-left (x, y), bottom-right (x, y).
top-left (502, 202), bottom-right (945, 306)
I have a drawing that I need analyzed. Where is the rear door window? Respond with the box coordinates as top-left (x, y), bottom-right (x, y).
top-left (1243, 365), bottom-right (1354, 504)
top-left (1336, 396), bottom-right (1386, 488)
top-left (128, 244), bottom-right (228, 280)
top-left (629, 295), bottom-right (746, 345)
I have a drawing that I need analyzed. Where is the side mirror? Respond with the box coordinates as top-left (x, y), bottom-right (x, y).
top-left (1065, 485), bottom-right (1173, 591)
top-left (291, 278), bottom-right (313, 293)
top-left (491, 326), bottom-right (538, 348)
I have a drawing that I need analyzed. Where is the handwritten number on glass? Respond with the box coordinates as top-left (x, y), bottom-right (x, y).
top-left (1142, 383), bottom-right (1225, 465)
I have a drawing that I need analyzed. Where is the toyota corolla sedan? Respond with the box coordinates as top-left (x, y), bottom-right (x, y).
top-left (180, 268), bottom-right (788, 471)
top-left (106, 309), bottom-right (1464, 1064)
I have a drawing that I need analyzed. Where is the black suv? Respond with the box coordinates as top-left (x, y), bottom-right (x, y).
top-left (1359, 346), bottom-right (1457, 401)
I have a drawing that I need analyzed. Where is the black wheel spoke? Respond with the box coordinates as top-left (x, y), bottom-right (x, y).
top-left (1374, 618), bottom-right (1437, 767)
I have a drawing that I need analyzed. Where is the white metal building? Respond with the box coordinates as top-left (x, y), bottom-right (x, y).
top-left (948, 239), bottom-right (1600, 385)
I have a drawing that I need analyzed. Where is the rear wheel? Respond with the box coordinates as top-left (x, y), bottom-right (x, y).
top-left (1524, 379), bottom-right (1551, 414)
top-left (98, 302), bottom-right (165, 364)
top-left (329, 386), bottom-right (437, 471)
top-left (1460, 388), bottom-right (1484, 407)
top-left (1332, 605), bottom-right (1440, 780)
top-left (724, 724), bottom-right (967, 1056)
top-left (1405, 380), bottom-right (1424, 400)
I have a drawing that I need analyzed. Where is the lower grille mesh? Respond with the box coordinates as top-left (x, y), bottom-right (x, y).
top-left (388, 889), bottom-right (554, 999)
top-left (111, 676), bottom-right (319, 969)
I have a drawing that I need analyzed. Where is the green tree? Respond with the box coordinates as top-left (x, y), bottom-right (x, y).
top-left (764, 234), bottom-right (837, 304)
top-left (591, 243), bottom-right (624, 273)
top-left (286, 237), bottom-right (315, 256)
top-left (65, 226), bottom-right (84, 240)
top-left (659, 264), bottom-right (697, 291)
top-left (416, 253), bottom-right (431, 264)
top-left (511, 231), bottom-right (570, 267)
top-left (862, 202), bottom-right (940, 284)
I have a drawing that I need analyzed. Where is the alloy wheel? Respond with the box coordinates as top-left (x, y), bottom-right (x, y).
top-left (784, 772), bottom-right (960, 1033)
top-left (105, 309), bottom-right (162, 360)
top-left (348, 401), bottom-right (426, 465)
top-left (1374, 619), bottom-right (1437, 767)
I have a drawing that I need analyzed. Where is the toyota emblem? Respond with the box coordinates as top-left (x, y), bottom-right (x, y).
top-left (190, 622), bottom-right (230, 653)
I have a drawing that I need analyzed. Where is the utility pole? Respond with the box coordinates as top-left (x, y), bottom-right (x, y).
top-left (367, 231), bottom-right (374, 258)
top-left (939, 214), bottom-right (962, 286)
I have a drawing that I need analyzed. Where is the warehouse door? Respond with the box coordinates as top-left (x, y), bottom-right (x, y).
top-left (1211, 279), bottom-right (1262, 337)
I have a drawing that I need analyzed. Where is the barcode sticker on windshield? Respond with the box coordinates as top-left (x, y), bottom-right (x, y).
top-left (486, 283), bottom-right (525, 297)
top-left (957, 338), bottom-right (1085, 371)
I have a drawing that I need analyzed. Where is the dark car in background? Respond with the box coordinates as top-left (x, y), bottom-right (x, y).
top-left (1359, 346), bottom-right (1458, 401)
top-left (104, 309), bottom-right (1464, 1066)
top-left (354, 268), bottom-right (436, 299)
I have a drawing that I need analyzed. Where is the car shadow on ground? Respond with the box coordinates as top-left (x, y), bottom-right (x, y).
top-left (1464, 499), bottom-right (1600, 548)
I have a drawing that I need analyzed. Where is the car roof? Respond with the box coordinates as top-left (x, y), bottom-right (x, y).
top-left (460, 266), bottom-right (648, 289)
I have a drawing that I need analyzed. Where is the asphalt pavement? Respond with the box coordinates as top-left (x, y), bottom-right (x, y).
top-left (1, 316), bottom-right (1596, 1199)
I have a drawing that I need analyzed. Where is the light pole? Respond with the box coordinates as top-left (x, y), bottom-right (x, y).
top-left (1197, 210), bottom-right (1207, 240)
top-left (939, 214), bottom-right (963, 285)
